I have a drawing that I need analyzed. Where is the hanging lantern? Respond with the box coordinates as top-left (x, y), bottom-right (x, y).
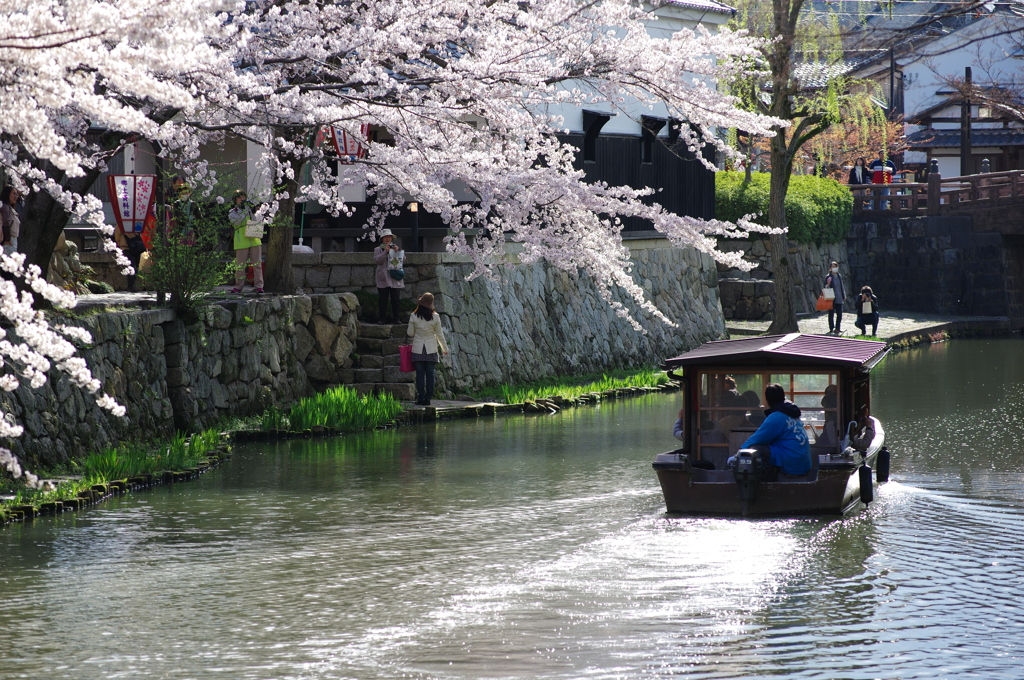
top-left (107, 174), bottom-right (157, 235)
top-left (330, 123), bottom-right (371, 163)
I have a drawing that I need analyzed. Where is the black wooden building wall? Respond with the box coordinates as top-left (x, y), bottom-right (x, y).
top-left (560, 132), bottom-right (716, 232)
top-left (296, 132), bottom-right (716, 246)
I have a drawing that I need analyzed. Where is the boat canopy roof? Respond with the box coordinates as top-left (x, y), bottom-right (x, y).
top-left (665, 333), bottom-right (888, 372)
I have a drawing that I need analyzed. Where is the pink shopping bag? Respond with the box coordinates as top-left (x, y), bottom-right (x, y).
top-left (399, 344), bottom-right (414, 372)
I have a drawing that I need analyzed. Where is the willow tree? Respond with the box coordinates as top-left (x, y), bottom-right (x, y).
top-left (728, 0), bottom-right (859, 333)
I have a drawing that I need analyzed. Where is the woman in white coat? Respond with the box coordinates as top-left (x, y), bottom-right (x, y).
top-left (407, 292), bottom-right (448, 405)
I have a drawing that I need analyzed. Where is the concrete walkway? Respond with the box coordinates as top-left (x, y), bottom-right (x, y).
top-left (727, 310), bottom-right (1011, 343)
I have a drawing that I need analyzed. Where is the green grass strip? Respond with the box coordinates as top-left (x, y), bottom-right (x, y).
top-left (485, 368), bottom-right (669, 404)
top-left (269, 385), bottom-right (403, 433)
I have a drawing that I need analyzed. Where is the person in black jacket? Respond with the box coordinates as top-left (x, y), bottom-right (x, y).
top-left (848, 157), bottom-right (870, 185)
top-left (854, 286), bottom-right (880, 336)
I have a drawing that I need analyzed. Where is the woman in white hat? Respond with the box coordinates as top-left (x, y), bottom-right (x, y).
top-left (373, 228), bottom-right (405, 323)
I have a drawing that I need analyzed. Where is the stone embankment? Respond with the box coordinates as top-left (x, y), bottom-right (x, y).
top-left (292, 241), bottom-right (728, 393)
top-left (1, 293), bottom-right (360, 469)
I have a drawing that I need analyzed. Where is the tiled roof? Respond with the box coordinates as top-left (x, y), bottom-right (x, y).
top-left (664, 333), bottom-right (889, 370)
top-left (660, 0), bottom-right (736, 14)
top-left (906, 128), bottom-right (1024, 148)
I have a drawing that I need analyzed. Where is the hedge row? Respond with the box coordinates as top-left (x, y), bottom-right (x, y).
top-left (715, 171), bottom-right (853, 245)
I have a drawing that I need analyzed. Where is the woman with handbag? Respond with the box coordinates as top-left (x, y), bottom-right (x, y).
top-left (228, 190), bottom-right (264, 294)
top-left (823, 260), bottom-right (845, 335)
top-left (407, 292), bottom-right (448, 406)
top-left (374, 229), bottom-right (405, 323)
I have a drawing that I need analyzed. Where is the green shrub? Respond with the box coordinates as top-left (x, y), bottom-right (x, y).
top-left (715, 171), bottom-right (853, 244)
top-left (141, 198), bottom-right (235, 320)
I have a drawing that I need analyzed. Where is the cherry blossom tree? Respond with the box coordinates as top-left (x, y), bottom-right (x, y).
top-left (0, 0), bottom-right (236, 275)
top-left (0, 0), bottom-right (235, 486)
top-left (195, 0), bottom-right (786, 321)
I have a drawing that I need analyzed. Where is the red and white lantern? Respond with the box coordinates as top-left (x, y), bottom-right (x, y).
top-left (329, 123), bottom-right (371, 163)
top-left (107, 174), bottom-right (157, 234)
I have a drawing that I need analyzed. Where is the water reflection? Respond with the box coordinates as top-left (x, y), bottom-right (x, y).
top-left (2, 338), bottom-right (1024, 679)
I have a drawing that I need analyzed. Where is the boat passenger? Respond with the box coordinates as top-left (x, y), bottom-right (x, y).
top-left (729, 383), bottom-right (812, 475)
top-left (742, 390), bottom-right (765, 426)
top-left (851, 406), bottom-right (875, 451)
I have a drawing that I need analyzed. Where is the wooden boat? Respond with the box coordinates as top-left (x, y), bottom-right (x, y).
top-left (652, 333), bottom-right (891, 517)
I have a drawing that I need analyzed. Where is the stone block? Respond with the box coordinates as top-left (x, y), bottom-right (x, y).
top-left (354, 368), bottom-right (384, 383)
top-left (304, 354), bottom-right (336, 382)
top-left (162, 320), bottom-right (186, 345)
top-left (328, 265), bottom-right (352, 287)
top-left (350, 383), bottom-right (377, 396)
top-left (165, 343), bottom-right (188, 368)
top-left (356, 337), bottom-right (383, 353)
top-left (166, 367), bottom-right (190, 388)
top-left (211, 381), bottom-right (229, 409)
top-left (350, 266), bottom-right (376, 287)
top-left (331, 333), bottom-right (355, 364)
top-left (292, 252), bottom-right (320, 266)
top-left (209, 305), bottom-right (233, 330)
top-left (293, 323), bottom-right (316, 362)
top-left (310, 315), bottom-right (341, 355)
top-left (382, 338), bottom-right (406, 355)
top-left (383, 353), bottom-right (402, 367)
top-left (340, 292), bottom-right (359, 312)
top-left (291, 295), bottom-right (313, 325)
top-left (317, 294), bottom-right (345, 324)
top-left (359, 324), bottom-right (393, 339)
top-left (359, 354), bottom-right (384, 369)
top-left (375, 383), bottom-right (416, 401)
top-left (383, 366), bottom-right (415, 383)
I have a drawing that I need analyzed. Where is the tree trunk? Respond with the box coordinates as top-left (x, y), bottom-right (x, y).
top-left (21, 165), bottom-right (103, 278)
top-left (262, 155), bottom-right (301, 294)
top-left (766, 131), bottom-right (799, 335)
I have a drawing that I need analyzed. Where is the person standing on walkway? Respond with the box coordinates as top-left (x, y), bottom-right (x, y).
top-left (854, 286), bottom-right (880, 336)
top-left (374, 229), bottom-right (405, 323)
top-left (1, 186), bottom-right (21, 254)
top-left (407, 292), bottom-right (448, 406)
top-left (824, 260), bottom-right (845, 335)
top-left (228, 190), bottom-right (264, 294)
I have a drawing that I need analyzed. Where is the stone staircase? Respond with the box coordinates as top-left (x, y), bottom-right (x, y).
top-left (341, 322), bottom-right (416, 401)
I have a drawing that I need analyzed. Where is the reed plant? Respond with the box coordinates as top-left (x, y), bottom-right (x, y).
top-left (498, 368), bottom-right (668, 405)
top-left (285, 386), bottom-right (402, 432)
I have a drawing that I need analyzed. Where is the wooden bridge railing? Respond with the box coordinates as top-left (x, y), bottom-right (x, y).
top-left (851, 168), bottom-right (1024, 216)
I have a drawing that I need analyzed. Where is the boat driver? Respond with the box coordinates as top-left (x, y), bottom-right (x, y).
top-left (727, 383), bottom-right (812, 476)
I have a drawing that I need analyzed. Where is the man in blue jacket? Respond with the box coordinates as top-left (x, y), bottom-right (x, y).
top-left (732, 383), bottom-right (812, 475)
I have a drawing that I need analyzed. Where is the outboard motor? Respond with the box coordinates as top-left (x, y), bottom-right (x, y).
top-left (733, 448), bottom-right (765, 501)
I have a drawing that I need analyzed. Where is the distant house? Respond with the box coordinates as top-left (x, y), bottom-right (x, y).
top-left (842, 2), bottom-right (1024, 177)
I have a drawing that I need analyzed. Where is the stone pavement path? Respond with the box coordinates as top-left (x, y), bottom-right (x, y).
top-left (727, 310), bottom-right (1009, 342)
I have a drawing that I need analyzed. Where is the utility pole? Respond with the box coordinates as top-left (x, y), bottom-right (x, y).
top-left (960, 67), bottom-right (972, 176)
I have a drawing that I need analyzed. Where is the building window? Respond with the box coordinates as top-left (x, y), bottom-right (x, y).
top-left (582, 110), bottom-right (613, 163)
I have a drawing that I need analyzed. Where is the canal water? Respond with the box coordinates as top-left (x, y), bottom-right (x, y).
top-left (2, 337), bottom-right (1023, 679)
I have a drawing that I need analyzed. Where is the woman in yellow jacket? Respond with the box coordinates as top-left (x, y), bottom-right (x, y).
top-left (407, 292), bottom-right (448, 405)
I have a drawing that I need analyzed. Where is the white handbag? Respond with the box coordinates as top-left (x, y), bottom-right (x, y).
top-left (244, 219), bottom-right (265, 239)
top-left (822, 287), bottom-right (835, 300)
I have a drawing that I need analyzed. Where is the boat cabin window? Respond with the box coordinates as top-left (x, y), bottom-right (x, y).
top-left (697, 371), bottom-right (840, 461)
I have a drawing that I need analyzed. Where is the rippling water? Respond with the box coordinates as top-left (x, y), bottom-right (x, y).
top-left (2, 337), bottom-right (1024, 679)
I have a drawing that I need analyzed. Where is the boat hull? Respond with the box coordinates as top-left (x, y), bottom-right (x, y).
top-left (654, 458), bottom-right (873, 517)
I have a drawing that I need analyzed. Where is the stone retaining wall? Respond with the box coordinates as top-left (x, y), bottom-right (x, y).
top-left (846, 216), bottom-right (1010, 317)
top-left (3, 294), bottom-right (359, 469)
top-left (715, 239), bottom-right (850, 319)
top-left (293, 241), bottom-right (728, 393)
